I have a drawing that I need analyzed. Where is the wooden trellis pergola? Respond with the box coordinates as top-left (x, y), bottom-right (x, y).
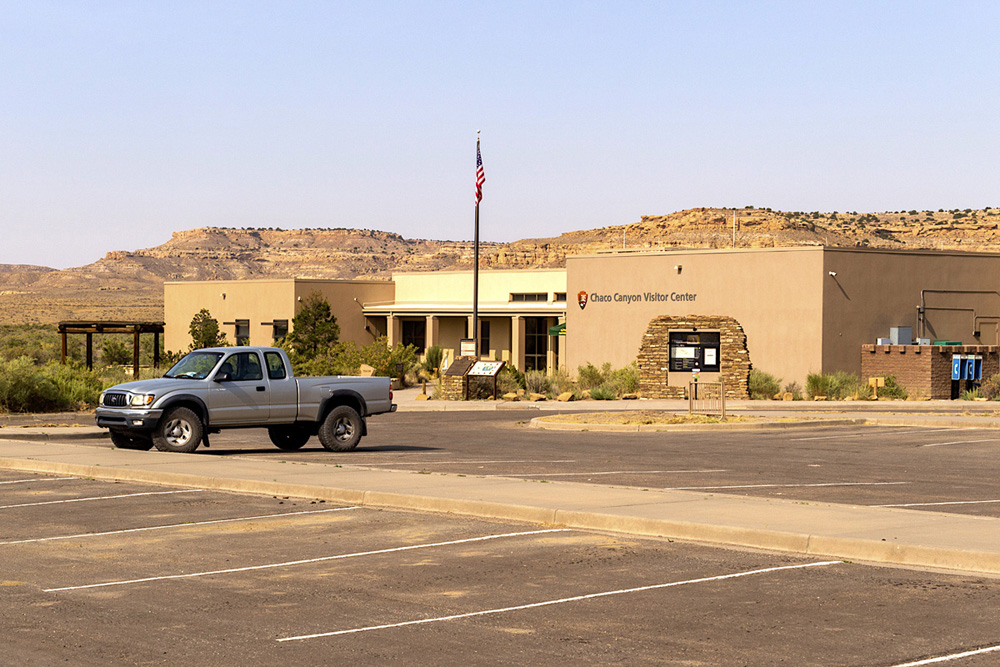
top-left (57, 321), bottom-right (165, 375)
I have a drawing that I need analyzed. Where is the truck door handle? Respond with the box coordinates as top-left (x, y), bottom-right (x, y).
top-left (256, 386), bottom-right (265, 392)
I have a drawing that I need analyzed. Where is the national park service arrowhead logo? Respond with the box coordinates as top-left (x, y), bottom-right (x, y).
top-left (577, 290), bottom-right (588, 310)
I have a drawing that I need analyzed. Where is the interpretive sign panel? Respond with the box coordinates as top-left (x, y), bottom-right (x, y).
top-left (469, 360), bottom-right (505, 377)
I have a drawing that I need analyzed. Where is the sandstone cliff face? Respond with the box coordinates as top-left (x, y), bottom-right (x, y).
top-left (5, 206), bottom-right (1000, 323)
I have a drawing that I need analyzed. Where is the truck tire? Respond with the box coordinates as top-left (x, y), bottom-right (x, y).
top-left (110, 430), bottom-right (154, 451)
top-left (268, 426), bottom-right (311, 451)
top-left (152, 407), bottom-right (203, 453)
top-left (318, 405), bottom-right (363, 452)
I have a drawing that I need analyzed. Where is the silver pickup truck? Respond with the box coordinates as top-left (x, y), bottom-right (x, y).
top-left (95, 346), bottom-right (395, 454)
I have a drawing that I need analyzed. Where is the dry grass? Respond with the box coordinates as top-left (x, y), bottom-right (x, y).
top-left (541, 410), bottom-right (761, 425)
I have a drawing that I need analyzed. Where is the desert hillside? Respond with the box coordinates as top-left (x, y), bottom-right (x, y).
top-left (4, 207), bottom-right (1000, 324)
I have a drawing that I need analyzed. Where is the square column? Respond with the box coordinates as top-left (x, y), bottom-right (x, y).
top-left (511, 315), bottom-right (525, 371)
top-left (387, 315), bottom-right (401, 347)
top-left (426, 315), bottom-right (439, 351)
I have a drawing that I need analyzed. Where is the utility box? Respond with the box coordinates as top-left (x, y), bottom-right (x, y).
top-left (890, 327), bottom-right (913, 345)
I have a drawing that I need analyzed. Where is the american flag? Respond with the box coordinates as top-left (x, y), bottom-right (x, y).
top-left (475, 140), bottom-right (485, 205)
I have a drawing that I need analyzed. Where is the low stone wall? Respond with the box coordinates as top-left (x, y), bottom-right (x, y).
top-left (861, 344), bottom-right (1000, 399)
top-left (637, 315), bottom-right (751, 399)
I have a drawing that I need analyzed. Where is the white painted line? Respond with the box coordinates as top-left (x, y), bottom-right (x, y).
top-left (0, 477), bottom-right (77, 485)
top-left (921, 438), bottom-right (1000, 448)
top-left (43, 528), bottom-right (569, 592)
top-left (889, 643), bottom-right (1000, 666)
top-left (666, 481), bottom-right (909, 491)
top-left (873, 499), bottom-right (1000, 508)
top-left (0, 489), bottom-right (202, 510)
top-left (344, 460), bottom-right (579, 466)
top-left (0, 507), bottom-right (361, 546)
top-left (277, 560), bottom-right (842, 642)
top-left (792, 428), bottom-right (958, 441)
top-left (481, 469), bottom-right (727, 478)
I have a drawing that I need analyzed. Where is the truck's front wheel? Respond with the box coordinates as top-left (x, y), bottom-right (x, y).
top-left (318, 406), bottom-right (363, 452)
top-left (152, 407), bottom-right (203, 453)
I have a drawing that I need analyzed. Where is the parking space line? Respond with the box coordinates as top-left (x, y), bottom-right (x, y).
top-left (0, 477), bottom-right (77, 485)
top-left (873, 499), bottom-right (1000, 508)
top-left (481, 469), bottom-right (727, 478)
top-left (0, 507), bottom-right (361, 546)
top-left (42, 528), bottom-right (569, 592)
top-left (921, 438), bottom-right (1000, 448)
top-left (277, 560), bottom-right (843, 641)
top-left (666, 481), bottom-right (908, 491)
top-left (0, 489), bottom-right (202, 510)
top-left (343, 460), bottom-right (579, 466)
top-left (792, 428), bottom-right (958, 441)
top-left (889, 643), bottom-right (1000, 666)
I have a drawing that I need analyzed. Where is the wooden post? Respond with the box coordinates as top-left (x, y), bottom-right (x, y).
top-left (85, 333), bottom-right (93, 371)
top-left (61, 330), bottom-right (67, 365)
top-left (153, 331), bottom-right (160, 368)
top-left (133, 328), bottom-right (140, 378)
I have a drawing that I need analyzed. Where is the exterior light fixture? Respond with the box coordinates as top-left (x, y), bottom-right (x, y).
top-left (674, 265), bottom-right (682, 274)
top-left (828, 271), bottom-right (837, 277)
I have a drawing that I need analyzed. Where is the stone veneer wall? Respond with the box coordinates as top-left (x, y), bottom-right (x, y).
top-left (637, 315), bottom-right (751, 399)
top-left (440, 356), bottom-right (477, 401)
top-left (860, 344), bottom-right (1000, 400)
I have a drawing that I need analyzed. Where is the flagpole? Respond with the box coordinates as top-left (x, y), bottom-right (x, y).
top-left (473, 131), bottom-right (482, 359)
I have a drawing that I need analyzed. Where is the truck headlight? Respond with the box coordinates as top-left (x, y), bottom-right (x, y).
top-left (129, 393), bottom-right (155, 407)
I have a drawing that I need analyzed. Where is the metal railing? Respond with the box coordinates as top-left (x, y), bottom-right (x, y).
top-left (688, 381), bottom-right (726, 419)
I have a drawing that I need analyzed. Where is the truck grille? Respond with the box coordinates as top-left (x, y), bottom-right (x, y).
top-left (103, 392), bottom-right (128, 407)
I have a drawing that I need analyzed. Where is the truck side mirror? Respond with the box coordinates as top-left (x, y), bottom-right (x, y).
top-left (214, 372), bottom-right (232, 382)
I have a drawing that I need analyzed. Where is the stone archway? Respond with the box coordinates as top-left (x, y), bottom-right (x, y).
top-left (637, 315), bottom-right (751, 399)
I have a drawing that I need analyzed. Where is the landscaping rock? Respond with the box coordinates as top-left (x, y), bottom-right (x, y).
top-left (557, 392), bottom-right (574, 402)
top-left (502, 392), bottom-right (520, 401)
top-left (529, 392), bottom-right (547, 402)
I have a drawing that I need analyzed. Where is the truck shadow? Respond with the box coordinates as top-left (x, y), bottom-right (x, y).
top-left (197, 444), bottom-right (440, 455)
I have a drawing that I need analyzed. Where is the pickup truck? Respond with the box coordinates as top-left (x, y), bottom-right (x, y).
top-left (95, 346), bottom-right (395, 453)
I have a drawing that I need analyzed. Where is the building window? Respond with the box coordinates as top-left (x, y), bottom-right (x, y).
top-left (510, 293), bottom-right (547, 302)
top-left (401, 320), bottom-right (426, 353)
top-left (272, 320), bottom-right (288, 344)
top-left (479, 321), bottom-right (491, 356)
top-left (553, 292), bottom-right (566, 302)
top-left (234, 320), bottom-right (250, 346)
top-left (668, 331), bottom-right (721, 372)
top-left (524, 317), bottom-right (548, 372)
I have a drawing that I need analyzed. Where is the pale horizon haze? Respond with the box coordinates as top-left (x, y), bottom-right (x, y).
top-left (3, 1), bottom-right (999, 269)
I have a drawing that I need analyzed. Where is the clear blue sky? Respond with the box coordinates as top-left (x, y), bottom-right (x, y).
top-left (3, 1), bottom-right (998, 269)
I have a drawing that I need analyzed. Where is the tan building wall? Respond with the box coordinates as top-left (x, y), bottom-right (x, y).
top-left (392, 269), bottom-right (567, 304)
top-left (567, 247), bottom-right (1000, 387)
top-left (566, 248), bottom-right (826, 386)
top-left (164, 279), bottom-right (394, 353)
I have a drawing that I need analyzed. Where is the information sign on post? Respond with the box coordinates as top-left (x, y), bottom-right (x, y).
top-left (467, 360), bottom-right (506, 399)
top-left (460, 339), bottom-right (476, 357)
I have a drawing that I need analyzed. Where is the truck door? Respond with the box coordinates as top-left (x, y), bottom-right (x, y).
top-left (264, 351), bottom-right (298, 422)
top-left (208, 351), bottom-right (270, 425)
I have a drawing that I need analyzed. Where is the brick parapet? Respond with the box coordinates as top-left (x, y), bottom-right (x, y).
top-left (860, 344), bottom-right (1000, 399)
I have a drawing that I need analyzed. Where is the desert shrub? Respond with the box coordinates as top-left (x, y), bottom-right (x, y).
top-left (879, 375), bottom-right (908, 400)
top-left (749, 369), bottom-right (782, 399)
top-left (783, 381), bottom-right (803, 401)
top-left (101, 338), bottom-right (132, 366)
top-left (422, 345), bottom-right (444, 377)
top-left (576, 362), bottom-right (610, 390)
top-left (589, 384), bottom-right (617, 400)
top-left (807, 371), bottom-right (865, 399)
top-left (981, 373), bottom-right (1000, 400)
top-left (607, 363), bottom-right (640, 395)
top-left (525, 370), bottom-right (551, 395)
top-left (497, 366), bottom-right (525, 395)
top-left (291, 336), bottom-right (418, 382)
top-left (0, 358), bottom-right (104, 413)
top-left (961, 387), bottom-right (983, 401)
top-left (547, 368), bottom-right (576, 396)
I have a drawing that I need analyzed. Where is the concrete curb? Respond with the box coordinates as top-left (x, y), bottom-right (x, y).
top-left (0, 429), bottom-right (107, 442)
top-left (4, 454), bottom-right (1000, 575)
top-left (530, 417), bottom-right (868, 432)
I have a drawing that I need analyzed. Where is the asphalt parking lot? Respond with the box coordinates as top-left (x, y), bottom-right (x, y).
top-left (61, 412), bottom-right (1000, 518)
top-left (4, 469), bottom-right (1000, 666)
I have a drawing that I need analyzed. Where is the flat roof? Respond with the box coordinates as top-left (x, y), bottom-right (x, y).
top-left (570, 245), bottom-right (1000, 260)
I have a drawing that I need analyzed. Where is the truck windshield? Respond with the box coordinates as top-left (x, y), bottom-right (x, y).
top-left (164, 351), bottom-right (224, 379)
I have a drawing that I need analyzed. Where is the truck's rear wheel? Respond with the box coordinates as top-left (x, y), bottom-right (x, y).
top-left (110, 430), bottom-right (154, 451)
top-left (268, 426), bottom-right (311, 451)
top-left (152, 407), bottom-right (203, 453)
top-left (318, 406), bottom-right (363, 452)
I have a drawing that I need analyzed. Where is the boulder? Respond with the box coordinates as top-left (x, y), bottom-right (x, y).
top-left (557, 392), bottom-right (574, 402)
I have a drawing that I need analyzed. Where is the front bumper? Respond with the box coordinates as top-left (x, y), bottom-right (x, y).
top-left (95, 407), bottom-right (164, 431)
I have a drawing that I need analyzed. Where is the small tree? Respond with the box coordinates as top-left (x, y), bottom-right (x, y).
top-left (286, 292), bottom-right (340, 359)
top-left (101, 338), bottom-right (132, 366)
top-left (189, 309), bottom-right (227, 350)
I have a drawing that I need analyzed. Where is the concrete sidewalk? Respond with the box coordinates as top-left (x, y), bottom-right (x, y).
top-left (3, 438), bottom-right (1000, 576)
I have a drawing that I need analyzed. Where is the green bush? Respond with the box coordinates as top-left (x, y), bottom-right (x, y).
top-left (783, 381), bottom-right (803, 401)
top-left (879, 375), bottom-right (908, 400)
top-left (101, 338), bottom-right (132, 366)
top-left (589, 384), bottom-right (617, 400)
top-left (961, 387), bottom-right (983, 401)
top-left (806, 371), bottom-right (866, 399)
top-left (749, 369), bottom-right (782, 399)
top-left (547, 368), bottom-right (576, 396)
top-left (576, 362), bottom-right (608, 391)
top-left (0, 357), bottom-right (105, 413)
top-left (422, 345), bottom-right (444, 377)
top-left (607, 363), bottom-right (640, 395)
top-left (497, 366), bottom-right (525, 395)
